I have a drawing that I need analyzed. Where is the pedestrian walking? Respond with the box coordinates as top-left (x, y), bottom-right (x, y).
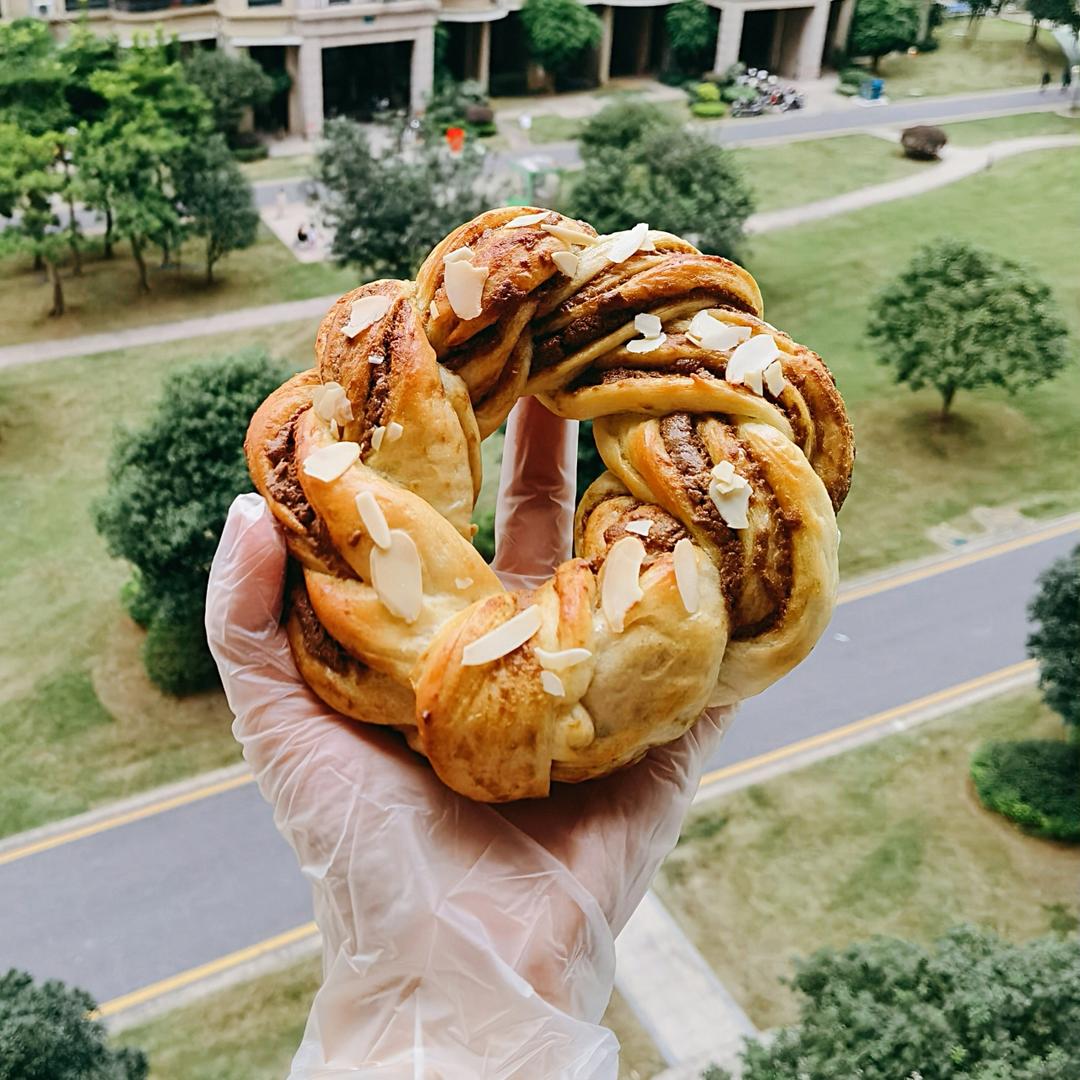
top-left (1040, 71), bottom-right (1051, 93)
top-left (1062, 66), bottom-right (1072, 94)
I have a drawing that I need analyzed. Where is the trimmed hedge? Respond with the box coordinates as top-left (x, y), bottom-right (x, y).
top-left (971, 739), bottom-right (1080, 842)
top-left (691, 101), bottom-right (728, 118)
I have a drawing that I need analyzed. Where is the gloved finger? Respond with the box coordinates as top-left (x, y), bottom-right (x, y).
top-left (498, 706), bottom-right (734, 935)
top-left (492, 397), bottom-right (579, 591)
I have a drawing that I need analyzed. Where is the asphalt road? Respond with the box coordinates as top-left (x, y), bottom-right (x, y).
top-left (1, 523), bottom-right (1076, 1008)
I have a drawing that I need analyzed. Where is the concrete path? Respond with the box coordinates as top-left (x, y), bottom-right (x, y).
top-left (747, 133), bottom-right (1080, 232)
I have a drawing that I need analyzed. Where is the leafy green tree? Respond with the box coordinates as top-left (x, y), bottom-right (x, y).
top-left (184, 48), bottom-right (274, 147)
top-left (731, 926), bottom-right (1080, 1079)
top-left (1026, 0), bottom-right (1080, 39)
top-left (0, 968), bottom-right (147, 1080)
top-left (666, 0), bottom-right (719, 71)
top-left (57, 24), bottom-right (120, 126)
top-left (520, 0), bottom-right (603, 79)
top-left (578, 99), bottom-right (672, 155)
top-left (867, 239), bottom-right (1070, 419)
top-left (0, 19), bottom-right (70, 135)
top-left (1028, 544), bottom-right (1080, 732)
top-left (173, 134), bottom-right (260, 282)
top-left (94, 351), bottom-right (288, 695)
top-left (963, 0), bottom-right (999, 41)
top-left (849, 0), bottom-right (920, 69)
top-left (567, 112), bottom-right (753, 259)
top-left (316, 116), bottom-right (491, 278)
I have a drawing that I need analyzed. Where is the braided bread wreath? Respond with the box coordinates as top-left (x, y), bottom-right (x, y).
top-left (245, 208), bottom-right (854, 803)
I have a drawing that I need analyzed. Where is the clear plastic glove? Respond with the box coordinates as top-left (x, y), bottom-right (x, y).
top-left (206, 398), bottom-right (732, 1078)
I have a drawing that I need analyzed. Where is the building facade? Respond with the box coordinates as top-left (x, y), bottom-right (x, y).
top-left (1, 0), bottom-right (853, 137)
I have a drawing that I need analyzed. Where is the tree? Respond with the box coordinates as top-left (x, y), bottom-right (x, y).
top-left (964, 0), bottom-right (999, 41)
top-left (867, 239), bottom-right (1070, 419)
top-left (578, 99), bottom-right (672, 156)
top-left (1027, 544), bottom-right (1080, 732)
top-left (849, 0), bottom-right (920, 70)
top-left (520, 0), bottom-right (603, 80)
top-left (184, 48), bottom-right (274, 147)
top-left (0, 19), bottom-right (70, 135)
top-left (666, 0), bottom-right (719, 72)
top-left (567, 108), bottom-right (753, 259)
top-left (1026, 0), bottom-right (1080, 41)
top-left (173, 135), bottom-right (259, 282)
top-left (94, 351), bottom-right (288, 694)
top-left (316, 116), bottom-right (492, 278)
top-left (729, 926), bottom-right (1080, 1079)
top-left (57, 24), bottom-right (120, 126)
top-left (0, 968), bottom-right (147, 1080)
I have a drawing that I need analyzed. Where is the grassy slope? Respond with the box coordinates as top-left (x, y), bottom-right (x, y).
top-left (874, 18), bottom-right (1064, 98)
top-left (941, 109), bottom-right (1080, 145)
top-left (238, 155), bottom-right (315, 183)
top-left (117, 956), bottom-right (663, 1080)
top-left (0, 324), bottom-right (315, 836)
top-left (732, 135), bottom-right (930, 213)
top-left (747, 147), bottom-right (1080, 575)
top-left (657, 690), bottom-right (1080, 1029)
top-left (0, 228), bottom-right (353, 346)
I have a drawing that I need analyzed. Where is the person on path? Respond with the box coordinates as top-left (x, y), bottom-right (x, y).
top-left (1041, 71), bottom-right (1051, 93)
top-left (1063, 66), bottom-right (1073, 94)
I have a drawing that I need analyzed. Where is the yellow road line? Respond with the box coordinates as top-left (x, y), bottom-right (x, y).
top-left (0, 773), bottom-right (255, 868)
top-left (838, 520), bottom-right (1079, 606)
top-left (92, 921), bottom-right (319, 1019)
top-left (698, 658), bottom-right (1037, 790)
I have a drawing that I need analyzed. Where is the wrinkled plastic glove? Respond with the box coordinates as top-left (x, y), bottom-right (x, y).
top-left (206, 397), bottom-right (732, 1078)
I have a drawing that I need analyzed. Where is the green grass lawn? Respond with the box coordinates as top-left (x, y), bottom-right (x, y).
top-left (657, 689), bottom-right (1080, 1029)
top-left (870, 18), bottom-right (1065, 99)
top-left (116, 955), bottom-right (663, 1080)
top-left (238, 154), bottom-right (315, 183)
top-left (0, 324), bottom-right (317, 837)
top-left (732, 135), bottom-right (931, 213)
top-left (0, 227), bottom-right (353, 347)
top-left (746, 146), bottom-right (1080, 575)
top-left (526, 113), bottom-right (585, 144)
top-left (940, 109), bottom-right (1080, 145)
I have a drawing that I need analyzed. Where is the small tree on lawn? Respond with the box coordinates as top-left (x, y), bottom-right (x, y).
top-left (183, 48), bottom-right (274, 148)
top-left (94, 350), bottom-right (288, 695)
top-left (317, 116), bottom-right (492, 278)
top-left (728, 926), bottom-right (1080, 1079)
top-left (1028, 543), bottom-right (1080, 735)
top-left (520, 0), bottom-right (603, 85)
top-left (666, 0), bottom-right (719, 73)
top-left (173, 134), bottom-right (260, 283)
top-left (867, 238), bottom-right (1070, 419)
top-left (849, 0), bottom-right (920, 70)
top-left (1026, 0), bottom-right (1080, 40)
top-left (0, 968), bottom-right (147, 1080)
top-left (578, 99), bottom-right (672, 155)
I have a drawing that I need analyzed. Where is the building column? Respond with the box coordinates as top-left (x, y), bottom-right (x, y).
top-left (833, 0), bottom-right (856, 54)
top-left (634, 9), bottom-right (651, 73)
top-left (794, 0), bottom-right (829, 79)
top-left (597, 5), bottom-right (614, 84)
top-left (411, 26), bottom-right (435, 114)
top-left (713, 4), bottom-right (744, 74)
top-left (297, 40), bottom-right (324, 139)
top-left (477, 21), bottom-right (492, 92)
top-left (770, 9), bottom-right (787, 70)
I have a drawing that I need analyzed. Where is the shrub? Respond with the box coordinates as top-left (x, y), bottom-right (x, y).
top-left (836, 82), bottom-right (859, 96)
top-left (578, 99), bottom-right (671, 154)
top-left (690, 80), bottom-right (722, 102)
top-left (0, 968), bottom-right (147, 1080)
top-left (1028, 545), bottom-right (1080, 730)
top-left (970, 739), bottom-right (1080, 841)
top-left (666, 0), bottom-right (718, 71)
top-left (839, 66), bottom-right (869, 85)
top-left (94, 350), bottom-right (289, 695)
top-left (721, 83), bottom-right (758, 103)
top-left (900, 124), bottom-right (947, 159)
top-left (691, 101), bottom-right (728, 117)
top-left (231, 144), bottom-right (269, 163)
top-left (520, 0), bottom-right (602, 77)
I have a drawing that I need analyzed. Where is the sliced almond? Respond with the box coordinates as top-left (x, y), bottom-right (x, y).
top-left (687, 311), bottom-right (752, 352)
top-left (634, 313), bottom-right (662, 338)
top-left (444, 258), bottom-right (489, 321)
top-left (443, 246), bottom-right (474, 263)
top-left (429, 300), bottom-right (440, 320)
top-left (534, 646), bottom-right (592, 670)
top-left (764, 359), bottom-right (785, 397)
top-left (369, 529), bottom-right (423, 623)
top-left (355, 491), bottom-right (391, 550)
top-left (606, 222), bottom-right (649, 265)
top-left (342, 294), bottom-right (391, 338)
top-left (385, 421), bottom-right (404, 442)
top-left (710, 460), bottom-right (739, 493)
top-left (673, 538), bottom-right (699, 614)
top-left (624, 520), bottom-right (652, 537)
top-left (461, 604), bottom-right (542, 666)
top-left (504, 210), bottom-right (550, 228)
top-left (454, 576), bottom-right (474, 590)
top-left (329, 418), bottom-right (340, 440)
top-left (601, 536), bottom-right (646, 633)
top-left (541, 222), bottom-right (598, 247)
top-left (368, 353), bottom-right (385, 366)
top-left (551, 250), bottom-right (579, 277)
top-left (540, 670), bottom-right (566, 698)
top-left (709, 468), bottom-right (751, 530)
top-left (626, 333), bottom-right (667, 354)
top-left (302, 441), bottom-right (360, 483)
top-left (726, 333), bottom-right (781, 397)
top-left (370, 426), bottom-right (386, 451)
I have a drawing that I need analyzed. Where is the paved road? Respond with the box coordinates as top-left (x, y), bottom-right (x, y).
top-left (1, 523), bottom-right (1075, 1007)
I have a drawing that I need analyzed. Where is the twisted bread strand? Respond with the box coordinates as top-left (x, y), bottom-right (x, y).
top-left (245, 207), bottom-right (854, 801)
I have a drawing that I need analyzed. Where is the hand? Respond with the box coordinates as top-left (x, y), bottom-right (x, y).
top-left (206, 399), bottom-right (732, 1078)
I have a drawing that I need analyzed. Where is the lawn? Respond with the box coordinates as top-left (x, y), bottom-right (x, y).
top-left (656, 689), bottom-right (1080, 1029)
top-left (238, 153), bottom-right (315, 183)
top-left (732, 134), bottom-right (931, 213)
top-left (746, 146), bottom-right (1080, 575)
top-left (870, 17), bottom-right (1065, 99)
top-left (116, 955), bottom-right (664, 1080)
top-left (0, 227), bottom-right (353, 347)
top-left (527, 113), bottom-right (585, 144)
top-left (940, 109), bottom-right (1080, 145)
top-left (0, 324), bottom-right (317, 837)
